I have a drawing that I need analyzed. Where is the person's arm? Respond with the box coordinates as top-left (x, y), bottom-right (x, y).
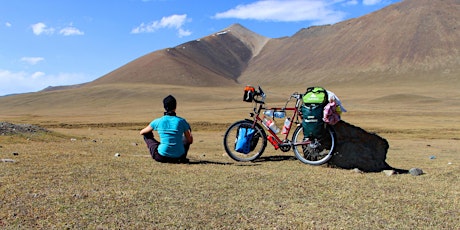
top-left (184, 129), bottom-right (193, 144)
top-left (140, 125), bottom-right (153, 135)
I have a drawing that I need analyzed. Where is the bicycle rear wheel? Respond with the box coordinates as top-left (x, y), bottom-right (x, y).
top-left (223, 120), bottom-right (267, 161)
top-left (292, 125), bottom-right (336, 165)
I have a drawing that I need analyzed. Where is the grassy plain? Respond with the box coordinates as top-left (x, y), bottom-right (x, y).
top-left (0, 83), bottom-right (459, 229)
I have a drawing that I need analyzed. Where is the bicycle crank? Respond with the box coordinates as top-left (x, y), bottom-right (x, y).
top-left (279, 141), bottom-right (291, 152)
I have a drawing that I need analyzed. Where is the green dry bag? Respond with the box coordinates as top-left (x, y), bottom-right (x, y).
top-left (303, 87), bottom-right (328, 105)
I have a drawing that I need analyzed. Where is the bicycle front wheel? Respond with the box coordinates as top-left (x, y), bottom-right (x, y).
top-left (223, 120), bottom-right (267, 162)
top-left (292, 125), bottom-right (336, 165)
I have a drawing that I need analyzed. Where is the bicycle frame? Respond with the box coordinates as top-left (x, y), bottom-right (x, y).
top-left (248, 88), bottom-right (304, 149)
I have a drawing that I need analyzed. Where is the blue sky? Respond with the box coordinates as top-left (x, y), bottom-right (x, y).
top-left (0, 0), bottom-right (399, 96)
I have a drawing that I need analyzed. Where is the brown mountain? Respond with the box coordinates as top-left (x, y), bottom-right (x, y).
top-left (240, 0), bottom-right (460, 85)
top-left (87, 24), bottom-right (269, 87)
top-left (84, 0), bottom-right (459, 88)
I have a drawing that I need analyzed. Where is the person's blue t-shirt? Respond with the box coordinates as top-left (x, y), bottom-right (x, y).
top-left (149, 115), bottom-right (190, 158)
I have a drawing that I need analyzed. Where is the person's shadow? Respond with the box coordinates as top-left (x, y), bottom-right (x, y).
top-left (186, 160), bottom-right (233, 165)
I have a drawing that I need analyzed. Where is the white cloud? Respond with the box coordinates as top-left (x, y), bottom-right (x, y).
top-left (31, 71), bottom-right (45, 79)
top-left (214, 0), bottom-right (346, 24)
top-left (31, 22), bottom-right (55, 35)
top-left (59, 26), bottom-right (84, 36)
top-left (31, 22), bottom-right (84, 36)
top-left (363, 0), bottom-right (382, 5)
top-left (344, 0), bottom-right (359, 5)
top-left (160, 14), bottom-right (188, 29)
top-left (20, 57), bottom-right (45, 65)
top-left (5, 22), bottom-right (12, 27)
top-left (0, 69), bottom-right (89, 96)
top-left (0, 70), bottom-right (32, 95)
top-left (178, 28), bottom-right (192, 37)
top-left (131, 14), bottom-right (192, 37)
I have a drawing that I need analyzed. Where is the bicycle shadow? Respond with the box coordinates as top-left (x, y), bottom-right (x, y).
top-left (253, 155), bottom-right (297, 162)
top-left (185, 156), bottom-right (297, 165)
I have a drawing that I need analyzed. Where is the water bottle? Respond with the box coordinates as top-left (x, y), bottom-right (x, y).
top-left (262, 117), bottom-right (270, 129)
top-left (265, 119), bottom-right (280, 133)
top-left (263, 110), bottom-right (274, 118)
top-left (262, 118), bottom-right (271, 131)
top-left (281, 118), bottom-right (291, 134)
top-left (274, 111), bottom-right (286, 118)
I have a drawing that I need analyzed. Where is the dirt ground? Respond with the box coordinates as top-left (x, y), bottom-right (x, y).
top-left (0, 83), bottom-right (459, 228)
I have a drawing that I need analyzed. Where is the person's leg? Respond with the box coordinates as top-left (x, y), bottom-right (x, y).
top-left (143, 132), bottom-right (161, 161)
top-left (143, 133), bottom-right (179, 163)
top-left (144, 133), bottom-right (191, 163)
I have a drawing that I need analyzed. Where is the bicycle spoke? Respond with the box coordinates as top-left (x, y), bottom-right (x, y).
top-left (292, 125), bottom-right (335, 165)
top-left (223, 120), bottom-right (267, 162)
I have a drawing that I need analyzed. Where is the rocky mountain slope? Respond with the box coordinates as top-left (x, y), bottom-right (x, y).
top-left (86, 24), bottom-right (269, 87)
top-left (240, 0), bottom-right (460, 85)
top-left (84, 0), bottom-right (459, 88)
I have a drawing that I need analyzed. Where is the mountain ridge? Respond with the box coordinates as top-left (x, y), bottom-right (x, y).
top-left (85, 23), bottom-right (269, 87)
top-left (2, 0), bottom-right (451, 95)
top-left (83, 0), bottom-right (459, 88)
top-left (240, 0), bottom-right (460, 85)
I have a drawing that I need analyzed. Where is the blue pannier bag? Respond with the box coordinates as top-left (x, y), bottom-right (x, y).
top-left (235, 126), bottom-right (256, 154)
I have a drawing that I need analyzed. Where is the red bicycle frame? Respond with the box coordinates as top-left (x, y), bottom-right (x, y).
top-left (250, 92), bottom-right (304, 149)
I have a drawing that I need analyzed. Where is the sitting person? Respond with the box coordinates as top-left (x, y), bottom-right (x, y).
top-left (140, 95), bottom-right (193, 163)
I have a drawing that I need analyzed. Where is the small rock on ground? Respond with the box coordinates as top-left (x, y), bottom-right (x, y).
top-left (409, 168), bottom-right (423, 176)
top-left (1, 159), bottom-right (16, 163)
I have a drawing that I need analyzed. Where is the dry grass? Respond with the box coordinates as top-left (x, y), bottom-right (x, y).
top-left (1, 83), bottom-right (459, 229)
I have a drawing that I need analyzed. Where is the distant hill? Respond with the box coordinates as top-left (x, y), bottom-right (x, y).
top-left (81, 0), bottom-right (459, 88)
top-left (87, 24), bottom-right (269, 87)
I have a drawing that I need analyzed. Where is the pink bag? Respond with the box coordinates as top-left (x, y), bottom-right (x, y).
top-left (323, 101), bottom-right (340, 125)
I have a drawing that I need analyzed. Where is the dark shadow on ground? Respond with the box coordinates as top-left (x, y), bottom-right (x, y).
top-left (184, 155), bottom-right (297, 165)
top-left (185, 160), bottom-right (234, 165)
top-left (253, 155), bottom-right (297, 162)
top-left (390, 168), bottom-right (409, 174)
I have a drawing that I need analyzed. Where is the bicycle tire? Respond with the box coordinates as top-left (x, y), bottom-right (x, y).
top-left (223, 120), bottom-right (267, 162)
top-left (292, 125), bottom-right (336, 165)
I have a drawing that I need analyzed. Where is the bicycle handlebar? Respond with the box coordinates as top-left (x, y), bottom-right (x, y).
top-left (253, 86), bottom-right (266, 104)
top-left (291, 93), bottom-right (302, 100)
top-left (253, 98), bottom-right (265, 104)
top-left (251, 86), bottom-right (304, 110)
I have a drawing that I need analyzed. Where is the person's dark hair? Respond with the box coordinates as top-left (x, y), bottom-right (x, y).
top-left (163, 95), bottom-right (177, 112)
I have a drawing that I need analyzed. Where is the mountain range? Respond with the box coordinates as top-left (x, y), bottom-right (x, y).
top-left (69, 0), bottom-right (460, 89)
top-left (1, 0), bottom-right (459, 124)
